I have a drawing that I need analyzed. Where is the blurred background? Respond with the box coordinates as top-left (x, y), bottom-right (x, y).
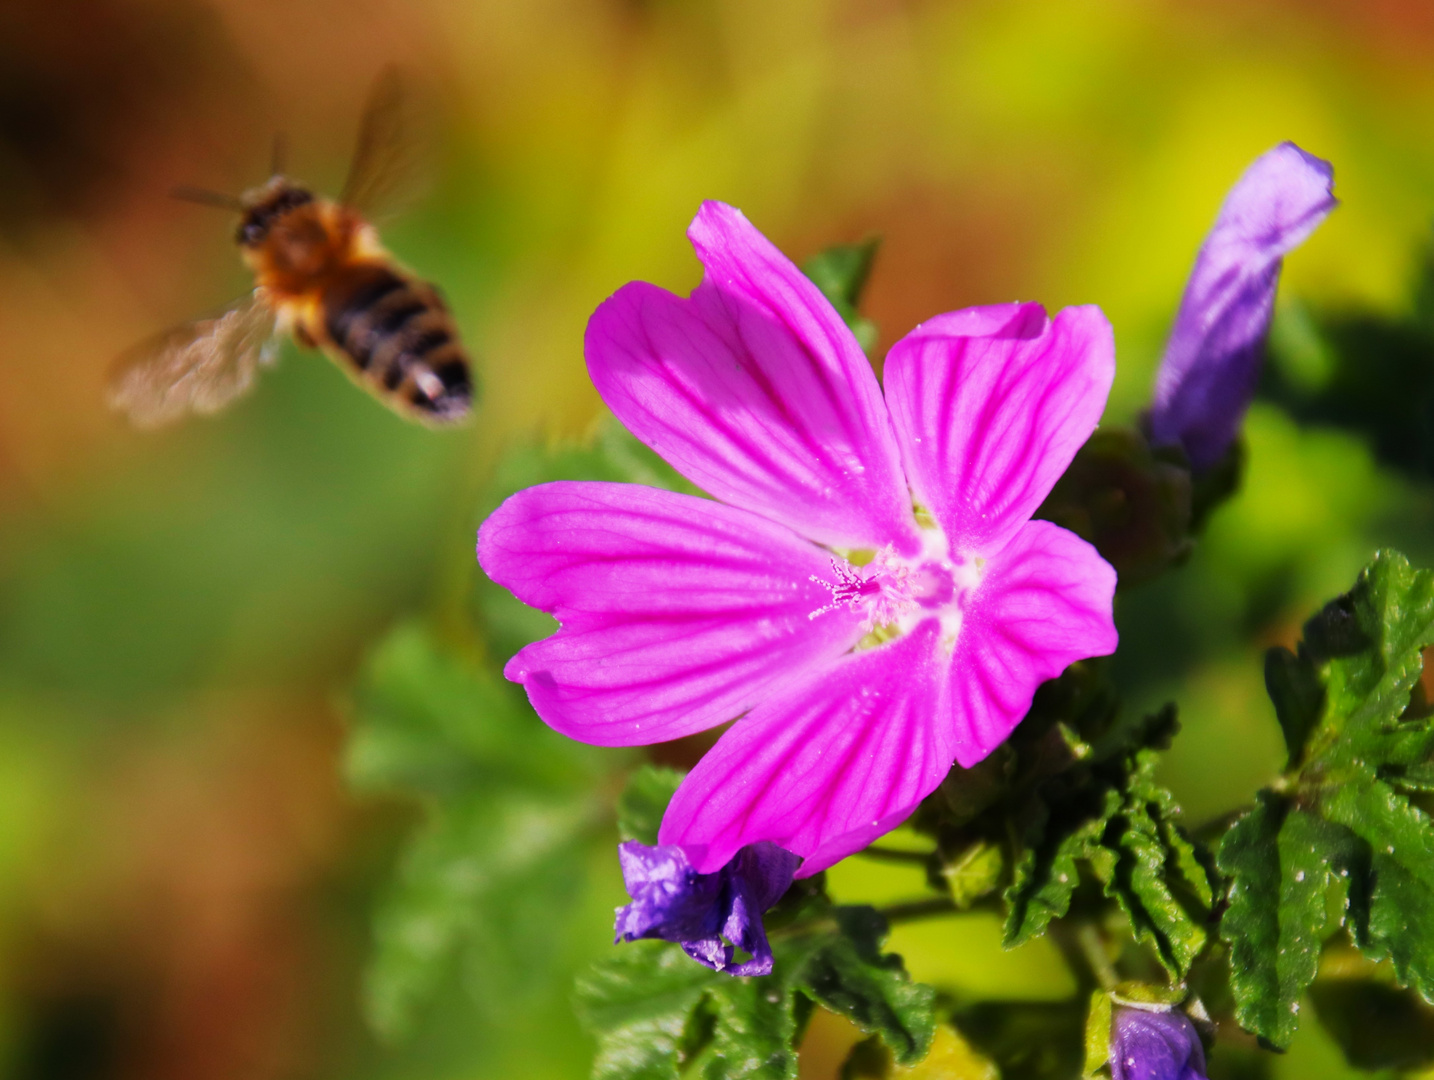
top-left (3, 0), bottom-right (1434, 1077)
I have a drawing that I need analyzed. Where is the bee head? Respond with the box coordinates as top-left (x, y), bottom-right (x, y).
top-left (236, 177), bottom-right (316, 248)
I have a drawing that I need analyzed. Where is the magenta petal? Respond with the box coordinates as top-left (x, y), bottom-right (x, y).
top-left (585, 201), bottom-right (919, 553)
top-left (900, 301), bottom-right (1048, 345)
top-left (659, 621), bottom-right (951, 875)
top-left (951, 520), bottom-right (1118, 767)
top-left (884, 305), bottom-right (1115, 553)
top-left (477, 481), bottom-right (865, 746)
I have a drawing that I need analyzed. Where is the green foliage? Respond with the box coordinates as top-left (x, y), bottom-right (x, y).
top-left (801, 907), bottom-right (936, 1063)
top-left (1001, 706), bottom-right (1215, 981)
top-left (1263, 645), bottom-right (1324, 766)
top-left (576, 902), bottom-right (935, 1080)
top-left (1003, 778), bottom-right (1118, 948)
top-left (1215, 794), bottom-right (1353, 1048)
top-left (576, 941), bottom-right (718, 1080)
top-left (1080, 991), bottom-right (1112, 1079)
top-left (1092, 751), bottom-right (1212, 979)
top-left (1218, 549), bottom-right (1434, 1047)
top-left (346, 623), bottom-right (607, 1042)
top-left (906, 665), bottom-right (1215, 992)
top-left (347, 410), bottom-right (709, 1045)
top-left (618, 765), bottom-right (686, 846)
top-left (802, 239), bottom-right (881, 353)
top-left (1326, 779), bottom-right (1434, 999)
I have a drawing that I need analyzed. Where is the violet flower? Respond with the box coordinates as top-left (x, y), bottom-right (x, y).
top-left (1110, 1007), bottom-right (1208, 1080)
top-left (478, 201), bottom-right (1118, 875)
top-left (615, 839), bottom-right (799, 976)
top-left (1148, 142), bottom-right (1336, 471)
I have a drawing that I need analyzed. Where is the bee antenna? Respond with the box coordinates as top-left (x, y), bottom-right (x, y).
top-left (270, 132), bottom-right (288, 177)
top-left (170, 185), bottom-right (245, 211)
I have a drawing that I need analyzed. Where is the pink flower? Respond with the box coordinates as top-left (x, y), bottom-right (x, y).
top-left (478, 202), bottom-right (1118, 876)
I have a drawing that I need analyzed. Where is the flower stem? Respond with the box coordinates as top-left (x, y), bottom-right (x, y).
top-left (1076, 924), bottom-right (1120, 991)
top-left (876, 896), bottom-right (957, 923)
top-left (856, 845), bottom-right (932, 865)
top-left (1049, 920), bottom-right (1120, 992)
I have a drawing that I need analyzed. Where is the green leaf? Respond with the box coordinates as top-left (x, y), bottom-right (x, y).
top-left (1218, 549), bottom-right (1434, 1046)
top-left (1215, 793), bottom-right (1354, 1048)
top-left (575, 905), bottom-right (935, 1080)
top-left (577, 940), bottom-right (800, 1080)
top-left (1309, 550), bottom-right (1434, 760)
top-left (346, 624), bottom-right (606, 1041)
top-left (574, 940), bottom-right (718, 1080)
top-left (1264, 645), bottom-right (1324, 767)
top-left (1003, 781), bottom-right (1119, 948)
top-left (695, 974), bottom-right (801, 1080)
top-left (1387, 761), bottom-right (1434, 792)
top-left (801, 239), bottom-right (880, 352)
top-left (365, 790), bottom-right (592, 1039)
top-left (1003, 715), bottom-right (1212, 978)
top-left (796, 908), bottom-right (936, 1065)
top-left (1091, 750), bottom-right (1209, 979)
top-left (1324, 778), bottom-right (1434, 1000)
top-left (1155, 804), bottom-right (1216, 911)
top-left (618, 765), bottom-right (686, 846)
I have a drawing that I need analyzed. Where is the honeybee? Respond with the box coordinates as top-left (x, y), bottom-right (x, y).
top-left (110, 69), bottom-right (475, 428)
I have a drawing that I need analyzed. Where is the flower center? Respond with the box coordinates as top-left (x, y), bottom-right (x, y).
top-left (810, 536), bottom-right (984, 651)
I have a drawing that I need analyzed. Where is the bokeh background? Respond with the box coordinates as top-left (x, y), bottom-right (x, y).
top-left (4, 1), bottom-right (1434, 1077)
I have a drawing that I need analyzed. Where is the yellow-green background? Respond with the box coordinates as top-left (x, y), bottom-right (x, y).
top-left (2, 0), bottom-right (1434, 1076)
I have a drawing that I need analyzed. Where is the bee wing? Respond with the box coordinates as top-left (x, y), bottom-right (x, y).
top-left (108, 293), bottom-right (279, 429)
top-left (340, 66), bottom-right (429, 221)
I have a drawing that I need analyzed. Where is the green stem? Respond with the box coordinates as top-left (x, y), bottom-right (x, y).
top-left (1049, 919), bottom-right (1119, 993)
top-left (1076, 924), bottom-right (1120, 992)
top-left (856, 845), bottom-right (932, 865)
top-left (876, 897), bottom-right (957, 924)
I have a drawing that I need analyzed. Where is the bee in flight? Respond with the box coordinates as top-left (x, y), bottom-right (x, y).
top-left (110, 69), bottom-right (475, 428)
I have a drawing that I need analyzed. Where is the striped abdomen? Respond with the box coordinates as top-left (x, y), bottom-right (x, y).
top-left (320, 264), bottom-right (473, 423)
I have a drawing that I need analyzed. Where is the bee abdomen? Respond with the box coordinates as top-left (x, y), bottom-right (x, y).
top-left (323, 265), bottom-right (473, 422)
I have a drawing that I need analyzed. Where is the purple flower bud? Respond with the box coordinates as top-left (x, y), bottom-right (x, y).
top-left (1110, 1006), bottom-right (1208, 1080)
top-left (1148, 142), bottom-right (1337, 471)
top-left (614, 839), bottom-right (800, 976)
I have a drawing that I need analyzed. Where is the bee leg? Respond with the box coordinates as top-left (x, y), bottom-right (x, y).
top-left (294, 324), bottom-right (316, 349)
